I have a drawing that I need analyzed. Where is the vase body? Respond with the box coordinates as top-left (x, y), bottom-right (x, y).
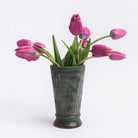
top-left (50, 65), bottom-right (85, 128)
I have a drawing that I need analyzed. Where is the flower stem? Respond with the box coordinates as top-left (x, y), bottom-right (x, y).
top-left (78, 50), bottom-right (91, 55)
top-left (39, 53), bottom-right (60, 67)
top-left (90, 35), bottom-right (110, 46)
top-left (32, 46), bottom-right (55, 60)
top-left (78, 56), bottom-right (93, 65)
top-left (75, 36), bottom-right (79, 63)
top-left (17, 51), bottom-right (37, 56)
top-left (78, 36), bottom-right (85, 50)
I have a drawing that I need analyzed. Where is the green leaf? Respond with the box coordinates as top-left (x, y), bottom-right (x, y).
top-left (61, 40), bottom-right (74, 57)
top-left (62, 37), bottom-right (77, 66)
top-left (72, 55), bottom-right (77, 66)
top-left (71, 37), bottom-right (77, 54)
top-left (61, 40), bottom-right (76, 66)
top-left (52, 35), bottom-right (63, 66)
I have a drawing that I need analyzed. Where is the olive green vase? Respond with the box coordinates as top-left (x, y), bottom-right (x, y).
top-left (50, 65), bottom-right (85, 128)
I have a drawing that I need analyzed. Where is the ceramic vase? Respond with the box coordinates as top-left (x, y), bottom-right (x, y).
top-left (50, 65), bottom-right (85, 128)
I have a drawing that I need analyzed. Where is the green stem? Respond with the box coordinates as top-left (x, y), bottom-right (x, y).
top-left (45, 51), bottom-right (55, 60)
top-left (17, 51), bottom-right (37, 56)
top-left (78, 50), bottom-right (91, 55)
top-left (32, 46), bottom-right (55, 60)
top-left (75, 36), bottom-right (79, 63)
top-left (17, 51), bottom-right (60, 67)
top-left (39, 53), bottom-right (60, 67)
top-left (90, 35), bottom-right (110, 46)
top-left (78, 56), bottom-right (93, 65)
top-left (78, 36), bottom-right (85, 50)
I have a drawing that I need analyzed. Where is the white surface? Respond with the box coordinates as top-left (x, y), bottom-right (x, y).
top-left (0, 0), bottom-right (138, 137)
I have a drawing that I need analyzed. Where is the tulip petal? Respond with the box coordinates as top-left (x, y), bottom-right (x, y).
top-left (69, 14), bottom-right (83, 35)
top-left (109, 51), bottom-right (126, 60)
top-left (92, 44), bottom-right (112, 57)
top-left (110, 29), bottom-right (127, 40)
top-left (15, 46), bottom-right (40, 61)
top-left (17, 39), bottom-right (33, 47)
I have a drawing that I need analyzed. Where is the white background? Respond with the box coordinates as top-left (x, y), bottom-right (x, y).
top-left (0, 0), bottom-right (137, 137)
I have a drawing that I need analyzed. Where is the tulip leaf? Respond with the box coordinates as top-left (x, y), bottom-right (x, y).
top-left (52, 35), bottom-right (63, 66)
top-left (71, 37), bottom-right (77, 55)
top-left (61, 40), bottom-right (77, 66)
top-left (62, 37), bottom-right (77, 66)
top-left (61, 40), bottom-right (74, 57)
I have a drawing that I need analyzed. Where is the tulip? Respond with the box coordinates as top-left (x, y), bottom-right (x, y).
top-left (33, 42), bottom-right (46, 54)
top-left (82, 39), bottom-right (88, 48)
top-left (92, 44), bottom-right (112, 57)
top-left (33, 42), bottom-right (46, 48)
top-left (109, 50), bottom-right (126, 60)
top-left (69, 14), bottom-right (83, 35)
top-left (17, 39), bottom-right (33, 47)
top-left (79, 26), bottom-right (91, 39)
top-left (15, 46), bottom-right (40, 61)
top-left (110, 29), bottom-right (127, 40)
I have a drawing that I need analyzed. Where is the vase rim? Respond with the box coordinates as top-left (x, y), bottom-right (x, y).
top-left (50, 65), bottom-right (85, 69)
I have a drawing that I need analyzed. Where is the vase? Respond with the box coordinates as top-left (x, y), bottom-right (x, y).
top-left (50, 65), bottom-right (85, 128)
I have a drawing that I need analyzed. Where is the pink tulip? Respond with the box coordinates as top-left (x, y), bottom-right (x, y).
top-left (69, 14), bottom-right (83, 35)
top-left (15, 46), bottom-right (40, 61)
top-left (33, 42), bottom-right (46, 54)
top-left (79, 26), bottom-right (91, 39)
top-left (109, 50), bottom-right (126, 60)
top-left (82, 39), bottom-right (88, 48)
top-left (33, 42), bottom-right (46, 48)
top-left (92, 44), bottom-right (112, 57)
top-left (110, 29), bottom-right (127, 40)
top-left (17, 39), bottom-right (33, 47)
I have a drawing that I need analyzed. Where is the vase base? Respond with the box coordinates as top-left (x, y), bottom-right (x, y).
top-left (54, 116), bottom-right (82, 129)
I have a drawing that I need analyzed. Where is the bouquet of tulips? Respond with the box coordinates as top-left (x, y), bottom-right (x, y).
top-left (15, 14), bottom-right (126, 66)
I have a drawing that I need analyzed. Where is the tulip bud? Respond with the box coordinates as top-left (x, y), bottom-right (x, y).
top-left (15, 46), bottom-right (40, 61)
top-left (33, 42), bottom-right (46, 48)
top-left (79, 26), bottom-right (91, 39)
top-left (92, 44), bottom-right (112, 57)
top-left (17, 39), bottom-right (33, 47)
top-left (110, 29), bottom-right (127, 40)
top-left (82, 39), bottom-right (88, 48)
top-left (69, 14), bottom-right (83, 35)
top-left (109, 50), bottom-right (126, 60)
top-left (33, 42), bottom-right (46, 54)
